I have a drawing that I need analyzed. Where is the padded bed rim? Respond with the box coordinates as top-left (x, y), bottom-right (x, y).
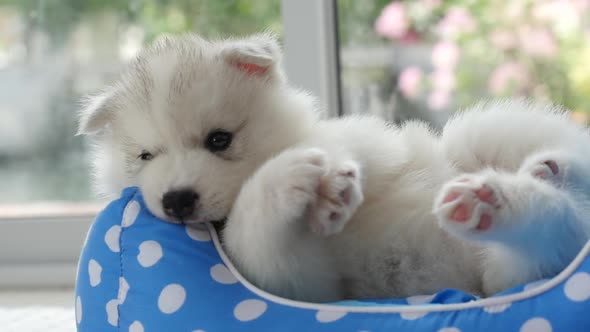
top-left (207, 222), bottom-right (590, 314)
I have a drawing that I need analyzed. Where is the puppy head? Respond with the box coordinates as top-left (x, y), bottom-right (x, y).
top-left (78, 33), bottom-right (316, 224)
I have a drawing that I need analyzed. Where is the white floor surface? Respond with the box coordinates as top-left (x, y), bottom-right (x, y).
top-left (0, 288), bottom-right (75, 332)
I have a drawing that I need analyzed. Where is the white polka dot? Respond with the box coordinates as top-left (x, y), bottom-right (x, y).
top-left (210, 264), bottom-right (238, 284)
top-left (315, 310), bottom-right (347, 323)
top-left (75, 296), bottom-right (82, 324)
top-left (400, 311), bottom-right (427, 320)
top-left (186, 225), bottom-right (211, 241)
top-left (137, 240), bottom-right (163, 267)
top-left (104, 225), bottom-right (121, 253)
top-left (523, 278), bottom-right (549, 291)
top-left (406, 294), bottom-right (435, 305)
top-left (88, 259), bottom-right (102, 287)
top-left (233, 299), bottom-right (267, 322)
top-left (129, 320), bottom-right (144, 332)
top-left (564, 272), bottom-right (590, 302)
top-left (118, 277), bottom-right (130, 304)
top-left (520, 317), bottom-right (552, 332)
top-left (122, 200), bottom-right (140, 227)
top-left (483, 303), bottom-right (511, 313)
top-left (158, 284), bottom-right (186, 314)
top-left (439, 328), bottom-right (461, 332)
top-left (106, 299), bottom-right (119, 326)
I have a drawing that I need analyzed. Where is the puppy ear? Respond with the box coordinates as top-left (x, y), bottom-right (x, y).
top-left (77, 89), bottom-right (116, 135)
top-left (222, 33), bottom-right (281, 77)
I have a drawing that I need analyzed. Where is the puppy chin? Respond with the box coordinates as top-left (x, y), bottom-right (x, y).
top-left (182, 218), bottom-right (207, 226)
top-left (147, 206), bottom-right (196, 225)
top-left (183, 212), bottom-right (225, 225)
top-left (146, 204), bottom-right (183, 224)
top-left (151, 206), bottom-right (224, 226)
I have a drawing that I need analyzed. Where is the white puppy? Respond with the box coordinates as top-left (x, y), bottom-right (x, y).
top-left (78, 33), bottom-right (590, 303)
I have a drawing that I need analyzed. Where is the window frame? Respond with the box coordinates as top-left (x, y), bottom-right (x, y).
top-left (0, 215), bottom-right (93, 289)
top-left (281, 0), bottom-right (342, 117)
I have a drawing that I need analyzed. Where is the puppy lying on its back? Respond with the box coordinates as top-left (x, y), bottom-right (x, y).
top-left (78, 33), bottom-right (590, 302)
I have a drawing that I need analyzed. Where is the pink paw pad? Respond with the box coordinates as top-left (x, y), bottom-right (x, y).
top-left (329, 211), bottom-right (341, 221)
top-left (451, 204), bottom-right (470, 222)
top-left (477, 214), bottom-right (492, 231)
top-left (309, 161), bottom-right (363, 236)
top-left (475, 186), bottom-right (496, 205)
top-left (439, 183), bottom-right (498, 231)
top-left (442, 192), bottom-right (461, 204)
top-left (533, 160), bottom-right (559, 179)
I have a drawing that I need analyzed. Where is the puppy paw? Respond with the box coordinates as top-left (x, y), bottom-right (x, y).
top-left (519, 153), bottom-right (566, 185)
top-left (308, 161), bottom-right (363, 236)
top-left (258, 148), bottom-right (362, 235)
top-left (277, 148), bottom-right (328, 215)
top-left (434, 175), bottom-right (503, 236)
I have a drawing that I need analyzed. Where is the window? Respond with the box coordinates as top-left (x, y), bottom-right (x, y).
top-left (336, 0), bottom-right (590, 126)
top-left (0, 0), bottom-right (281, 290)
top-left (0, 0), bottom-right (281, 210)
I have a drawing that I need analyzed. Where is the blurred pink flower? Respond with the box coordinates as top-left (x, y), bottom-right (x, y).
top-left (488, 62), bottom-right (530, 95)
top-left (430, 69), bottom-right (456, 92)
top-left (428, 90), bottom-right (450, 111)
top-left (398, 66), bottom-right (423, 99)
top-left (431, 41), bottom-right (460, 69)
top-left (375, 2), bottom-right (409, 40)
top-left (436, 6), bottom-right (476, 39)
top-left (490, 30), bottom-right (517, 50)
top-left (518, 26), bottom-right (558, 58)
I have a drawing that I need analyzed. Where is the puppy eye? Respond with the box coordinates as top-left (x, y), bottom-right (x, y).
top-left (205, 130), bottom-right (233, 152)
top-left (138, 150), bottom-right (154, 161)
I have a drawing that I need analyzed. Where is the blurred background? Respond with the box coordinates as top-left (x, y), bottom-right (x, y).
top-left (1, 0), bottom-right (589, 205)
top-left (0, 0), bottom-right (589, 330)
top-left (338, 0), bottom-right (590, 126)
top-left (1, 0), bottom-right (589, 206)
top-left (0, 0), bottom-right (281, 205)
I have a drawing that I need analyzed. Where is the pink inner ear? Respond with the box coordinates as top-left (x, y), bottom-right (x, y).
top-left (235, 62), bottom-right (268, 76)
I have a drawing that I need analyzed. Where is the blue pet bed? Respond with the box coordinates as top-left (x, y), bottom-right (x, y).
top-left (75, 187), bottom-right (590, 331)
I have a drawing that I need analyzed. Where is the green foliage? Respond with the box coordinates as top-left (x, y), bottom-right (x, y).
top-left (131, 0), bottom-right (282, 42)
top-left (337, 0), bottom-right (392, 46)
top-left (0, 0), bottom-right (281, 46)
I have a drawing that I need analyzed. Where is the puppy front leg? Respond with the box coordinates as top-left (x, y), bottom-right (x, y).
top-left (223, 148), bottom-right (362, 302)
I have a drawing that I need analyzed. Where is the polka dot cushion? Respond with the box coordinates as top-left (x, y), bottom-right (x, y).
top-left (75, 187), bottom-right (590, 331)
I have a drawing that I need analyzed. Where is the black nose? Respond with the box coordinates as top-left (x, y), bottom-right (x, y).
top-left (162, 189), bottom-right (199, 219)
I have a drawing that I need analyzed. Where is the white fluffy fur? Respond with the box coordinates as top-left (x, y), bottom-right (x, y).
top-left (79, 34), bottom-right (590, 303)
